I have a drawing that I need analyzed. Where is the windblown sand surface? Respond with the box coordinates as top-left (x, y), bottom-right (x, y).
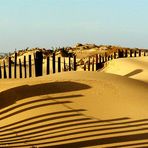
top-left (0, 57), bottom-right (148, 147)
top-left (103, 56), bottom-right (148, 83)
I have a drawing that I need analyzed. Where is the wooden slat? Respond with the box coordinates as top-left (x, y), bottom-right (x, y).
top-left (139, 50), bottom-right (141, 57)
top-left (130, 50), bottom-right (133, 57)
top-left (114, 52), bottom-right (116, 59)
top-left (52, 52), bottom-right (56, 74)
top-left (134, 50), bottom-right (137, 57)
top-left (24, 56), bottom-right (27, 78)
top-left (96, 54), bottom-right (98, 71)
top-left (84, 62), bottom-right (86, 71)
top-left (0, 64), bottom-right (2, 79)
top-left (8, 57), bottom-right (12, 78)
top-left (46, 56), bottom-right (50, 75)
top-left (125, 50), bottom-right (128, 57)
top-left (19, 59), bottom-right (22, 78)
top-left (29, 55), bottom-right (32, 77)
top-left (88, 57), bottom-right (90, 71)
top-left (92, 57), bottom-right (94, 71)
top-left (3, 60), bottom-right (7, 79)
top-left (14, 52), bottom-right (17, 78)
top-left (35, 51), bottom-right (43, 77)
top-left (58, 57), bottom-right (61, 72)
top-left (73, 55), bottom-right (76, 71)
top-left (63, 57), bottom-right (66, 71)
top-left (69, 56), bottom-right (71, 71)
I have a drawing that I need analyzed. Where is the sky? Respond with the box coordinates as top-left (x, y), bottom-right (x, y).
top-left (0, 0), bottom-right (148, 52)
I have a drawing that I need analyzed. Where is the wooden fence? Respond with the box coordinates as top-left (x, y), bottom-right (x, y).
top-left (0, 49), bottom-right (147, 79)
top-left (0, 51), bottom-right (77, 79)
top-left (83, 49), bottom-right (148, 71)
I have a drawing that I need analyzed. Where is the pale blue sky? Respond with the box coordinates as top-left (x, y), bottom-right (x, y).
top-left (0, 0), bottom-right (148, 52)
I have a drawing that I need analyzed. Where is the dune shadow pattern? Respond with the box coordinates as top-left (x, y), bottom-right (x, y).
top-left (1, 81), bottom-right (148, 147)
top-left (0, 81), bottom-right (90, 109)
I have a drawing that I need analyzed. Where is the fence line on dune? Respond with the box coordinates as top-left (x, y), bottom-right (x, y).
top-left (83, 49), bottom-right (148, 71)
top-left (0, 49), bottom-right (147, 79)
top-left (0, 52), bottom-right (77, 79)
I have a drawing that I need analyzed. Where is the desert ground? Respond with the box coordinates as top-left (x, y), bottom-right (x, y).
top-left (0, 54), bottom-right (148, 147)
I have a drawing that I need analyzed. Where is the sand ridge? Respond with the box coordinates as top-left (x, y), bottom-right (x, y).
top-left (0, 56), bottom-right (148, 147)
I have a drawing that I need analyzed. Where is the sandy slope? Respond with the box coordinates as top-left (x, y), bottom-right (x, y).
top-left (0, 57), bottom-right (148, 147)
top-left (103, 56), bottom-right (148, 83)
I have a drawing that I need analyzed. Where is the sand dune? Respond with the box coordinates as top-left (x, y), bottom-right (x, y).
top-left (103, 56), bottom-right (148, 83)
top-left (0, 57), bottom-right (148, 147)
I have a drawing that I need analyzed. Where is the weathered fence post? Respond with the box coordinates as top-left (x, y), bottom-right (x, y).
top-left (111, 54), bottom-right (113, 60)
top-left (73, 55), bottom-right (77, 71)
top-left (14, 52), bottom-right (17, 78)
top-left (144, 50), bottom-right (146, 56)
top-left (96, 54), bottom-right (98, 71)
top-left (19, 59), bottom-right (22, 78)
top-left (98, 55), bottom-right (101, 63)
top-left (92, 57), bottom-right (94, 71)
top-left (134, 50), bottom-right (137, 57)
top-left (88, 57), bottom-right (90, 71)
top-left (3, 60), bottom-right (7, 79)
top-left (114, 52), bottom-right (116, 59)
top-left (52, 52), bottom-right (56, 74)
top-left (8, 57), bottom-right (12, 78)
top-left (125, 50), bottom-right (128, 57)
top-left (139, 50), bottom-right (141, 57)
top-left (102, 56), bottom-right (105, 63)
top-left (118, 49), bottom-right (124, 58)
top-left (108, 55), bottom-right (110, 61)
top-left (84, 62), bottom-right (86, 71)
top-left (69, 56), bottom-right (71, 71)
top-left (46, 56), bottom-right (50, 75)
top-left (0, 64), bottom-right (2, 79)
top-left (105, 52), bottom-right (107, 62)
top-left (24, 56), bottom-right (27, 78)
top-left (130, 50), bottom-right (133, 57)
top-left (63, 57), bottom-right (66, 71)
top-left (35, 51), bottom-right (43, 77)
top-left (58, 57), bottom-right (61, 72)
top-left (29, 55), bottom-right (32, 77)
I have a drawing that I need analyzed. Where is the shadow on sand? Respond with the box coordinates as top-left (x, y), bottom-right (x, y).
top-left (0, 81), bottom-right (91, 110)
top-left (124, 69), bottom-right (143, 77)
top-left (1, 77), bottom-right (148, 147)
